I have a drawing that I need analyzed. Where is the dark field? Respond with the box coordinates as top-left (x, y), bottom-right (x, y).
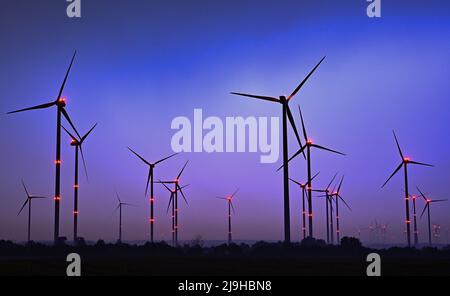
top-left (1, 238), bottom-right (449, 276)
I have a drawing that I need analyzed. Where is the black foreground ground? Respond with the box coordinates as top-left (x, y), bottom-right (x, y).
top-left (1, 238), bottom-right (449, 276)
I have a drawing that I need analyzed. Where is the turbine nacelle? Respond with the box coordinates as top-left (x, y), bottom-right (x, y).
top-left (70, 138), bottom-right (79, 146)
top-left (57, 97), bottom-right (67, 107)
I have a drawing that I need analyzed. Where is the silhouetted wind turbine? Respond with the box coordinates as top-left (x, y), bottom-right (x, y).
top-left (417, 186), bottom-right (447, 246)
top-left (289, 172), bottom-right (320, 240)
top-left (330, 176), bottom-right (351, 244)
top-left (280, 106), bottom-right (345, 238)
top-left (8, 51), bottom-right (80, 243)
top-left (231, 56), bottom-right (326, 243)
top-left (159, 182), bottom-right (190, 246)
top-left (158, 161), bottom-right (189, 246)
top-left (62, 123), bottom-right (97, 242)
top-left (127, 147), bottom-right (178, 243)
top-left (157, 180), bottom-right (189, 246)
top-left (216, 189), bottom-right (239, 244)
top-left (114, 191), bottom-right (135, 243)
top-left (313, 173), bottom-right (338, 244)
top-left (381, 131), bottom-right (433, 247)
top-left (17, 180), bottom-right (47, 242)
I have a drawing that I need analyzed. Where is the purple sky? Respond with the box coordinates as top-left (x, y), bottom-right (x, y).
top-left (0, 0), bottom-right (450, 244)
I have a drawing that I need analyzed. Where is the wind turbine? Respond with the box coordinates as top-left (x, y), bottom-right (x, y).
top-left (313, 173), bottom-right (338, 244)
top-left (381, 131), bottom-right (433, 247)
top-left (289, 172), bottom-right (320, 240)
top-left (8, 51), bottom-right (80, 243)
top-left (62, 123), bottom-right (97, 242)
top-left (114, 191), bottom-right (135, 244)
top-left (158, 161), bottom-right (189, 246)
top-left (281, 106), bottom-right (345, 238)
top-left (127, 147), bottom-right (178, 243)
top-left (159, 181), bottom-right (189, 246)
top-left (417, 186), bottom-right (447, 246)
top-left (216, 189), bottom-right (239, 244)
top-left (17, 180), bottom-right (47, 242)
top-left (231, 56), bottom-right (326, 243)
top-left (330, 176), bottom-right (351, 244)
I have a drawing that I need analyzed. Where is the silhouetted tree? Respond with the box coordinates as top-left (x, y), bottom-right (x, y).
top-left (340, 237), bottom-right (362, 249)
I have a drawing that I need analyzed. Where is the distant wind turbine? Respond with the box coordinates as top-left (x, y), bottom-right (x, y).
top-left (114, 191), bottom-right (135, 244)
top-left (330, 176), bottom-right (351, 244)
top-left (128, 147), bottom-right (178, 243)
top-left (62, 123), bottom-right (97, 242)
top-left (289, 172), bottom-right (320, 240)
top-left (417, 186), bottom-right (447, 246)
top-left (216, 189), bottom-right (239, 244)
top-left (381, 131), bottom-right (433, 247)
top-left (313, 173), bottom-right (338, 244)
top-left (17, 180), bottom-right (47, 242)
top-left (158, 161), bottom-right (189, 246)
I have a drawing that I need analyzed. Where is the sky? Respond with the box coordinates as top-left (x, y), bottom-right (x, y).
top-left (0, 0), bottom-right (450, 245)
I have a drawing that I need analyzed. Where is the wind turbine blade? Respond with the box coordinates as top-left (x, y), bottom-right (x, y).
top-left (288, 178), bottom-right (302, 186)
top-left (17, 199), bottom-right (29, 216)
top-left (409, 161), bottom-right (434, 167)
top-left (113, 204), bottom-right (120, 214)
top-left (115, 191), bottom-right (121, 203)
top-left (288, 56), bottom-right (326, 100)
top-left (339, 194), bottom-right (351, 211)
top-left (79, 145), bottom-right (89, 181)
top-left (61, 108), bottom-right (81, 139)
top-left (57, 51), bottom-right (77, 100)
top-left (392, 130), bottom-right (404, 160)
top-left (230, 92), bottom-right (279, 103)
top-left (30, 196), bottom-right (48, 199)
top-left (21, 179), bottom-right (30, 198)
top-left (7, 101), bottom-right (55, 114)
top-left (154, 153), bottom-right (179, 165)
top-left (337, 175), bottom-right (345, 194)
top-left (431, 199), bottom-right (448, 203)
top-left (177, 185), bottom-right (188, 205)
top-left (181, 184), bottom-right (190, 190)
top-left (166, 194), bottom-right (173, 214)
top-left (381, 163), bottom-right (403, 188)
top-left (416, 186), bottom-right (427, 201)
top-left (127, 147), bottom-right (151, 166)
top-left (311, 144), bottom-right (346, 156)
top-left (286, 105), bottom-right (304, 150)
top-left (311, 171), bottom-right (320, 182)
top-left (276, 145), bottom-right (307, 172)
top-left (230, 201), bottom-right (236, 214)
top-left (159, 180), bottom-right (172, 193)
top-left (145, 168), bottom-right (152, 197)
top-left (326, 173), bottom-right (338, 191)
top-left (122, 203), bottom-right (138, 207)
top-left (215, 197), bottom-right (227, 200)
top-left (231, 188), bottom-right (240, 198)
top-left (61, 125), bottom-right (78, 141)
top-left (177, 160), bottom-right (189, 180)
top-left (80, 123), bottom-right (97, 143)
top-left (297, 105), bottom-right (308, 141)
top-left (420, 204), bottom-right (429, 219)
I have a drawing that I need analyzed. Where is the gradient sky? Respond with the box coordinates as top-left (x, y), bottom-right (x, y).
top-left (1, 0), bottom-right (450, 244)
